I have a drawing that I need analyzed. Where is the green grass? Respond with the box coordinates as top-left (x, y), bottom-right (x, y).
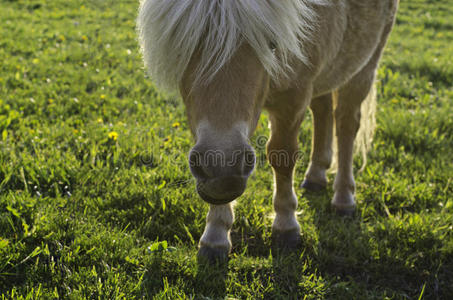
top-left (0, 0), bottom-right (452, 298)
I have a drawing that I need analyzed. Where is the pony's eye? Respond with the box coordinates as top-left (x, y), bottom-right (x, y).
top-left (269, 41), bottom-right (277, 50)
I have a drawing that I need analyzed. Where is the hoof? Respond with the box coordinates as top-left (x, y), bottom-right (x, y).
top-left (271, 229), bottom-right (302, 253)
top-left (332, 191), bottom-right (356, 217)
top-left (301, 180), bottom-right (326, 192)
top-left (332, 204), bottom-right (356, 217)
top-left (197, 246), bottom-right (229, 265)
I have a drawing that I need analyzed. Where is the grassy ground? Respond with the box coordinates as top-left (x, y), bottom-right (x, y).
top-left (0, 0), bottom-right (452, 298)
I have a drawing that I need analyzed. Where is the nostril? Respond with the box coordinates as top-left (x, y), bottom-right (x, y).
top-left (190, 144), bottom-right (255, 179)
top-left (189, 149), bottom-right (208, 179)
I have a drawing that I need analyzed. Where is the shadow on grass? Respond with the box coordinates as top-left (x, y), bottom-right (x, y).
top-left (193, 259), bottom-right (229, 298)
top-left (270, 247), bottom-right (305, 299)
top-left (141, 253), bottom-right (229, 298)
top-left (230, 230), bottom-right (271, 259)
top-left (303, 188), bottom-right (451, 299)
top-left (139, 186), bottom-right (451, 298)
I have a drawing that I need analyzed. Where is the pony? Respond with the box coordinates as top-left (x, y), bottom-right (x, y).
top-left (137, 0), bottom-right (399, 261)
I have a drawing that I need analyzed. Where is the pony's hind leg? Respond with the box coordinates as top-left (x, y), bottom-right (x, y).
top-left (198, 203), bottom-right (234, 263)
top-left (266, 88), bottom-right (311, 250)
top-left (333, 73), bottom-right (375, 215)
top-left (333, 15), bottom-right (396, 215)
top-left (302, 93), bottom-right (333, 191)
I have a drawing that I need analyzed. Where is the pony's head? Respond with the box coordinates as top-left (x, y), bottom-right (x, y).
top-left (181, 44), bottom-right (269, 204)
top-left (138, 0), bottom-right (319, 204)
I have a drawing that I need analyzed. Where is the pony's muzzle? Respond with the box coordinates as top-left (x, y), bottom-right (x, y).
top-left (189, 144), bottom-right (255, 204)
top-left (196, 175), bottom-right (247, 205)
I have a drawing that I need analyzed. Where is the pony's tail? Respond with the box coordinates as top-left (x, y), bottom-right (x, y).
top-left (329, 83), bottom-right (377, 173)
top-left (355, 83), bottom-right (377, 172)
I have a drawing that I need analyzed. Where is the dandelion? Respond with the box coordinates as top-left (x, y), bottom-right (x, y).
top-left (172, 122), bottom-right (180, 128)
top-left (48, 99), bottom-right (54, 104)
top-left (100, 94), bottom-right (106, 100)
top-left (32, 58), bottom-right (39, 64)
top-left (97, 118), bottom-right (103, 123)
top-left (108, 131), bottom-right (118, 141)
top-left (81, 35), bottom-right (88, 42)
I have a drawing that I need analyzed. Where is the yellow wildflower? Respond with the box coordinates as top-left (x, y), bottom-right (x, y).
top-left (172, 122), bottom-right (180, 128)
top-left (108, 131), bottom-right (118, 141)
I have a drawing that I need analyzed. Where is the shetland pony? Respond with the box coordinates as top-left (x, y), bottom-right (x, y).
top-left (137, 0), bottom-right (399, 261)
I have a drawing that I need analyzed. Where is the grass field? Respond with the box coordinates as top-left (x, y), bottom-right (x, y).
top-left (0, 0), bottom-right (452, 298)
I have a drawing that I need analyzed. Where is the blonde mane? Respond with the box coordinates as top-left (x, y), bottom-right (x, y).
top-left (137, 0), bottom-right (326, 93)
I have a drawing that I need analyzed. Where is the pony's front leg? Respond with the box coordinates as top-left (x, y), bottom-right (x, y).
top-left (198, 203), bottom-right (234, 262)
top-left (303, 93), bottom-right (333, 191)
top-left (267, 89), bottom-right (309, 250)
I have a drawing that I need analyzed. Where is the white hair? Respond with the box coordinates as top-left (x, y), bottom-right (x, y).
top-left (137, 0), bottom-right (326, 93)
